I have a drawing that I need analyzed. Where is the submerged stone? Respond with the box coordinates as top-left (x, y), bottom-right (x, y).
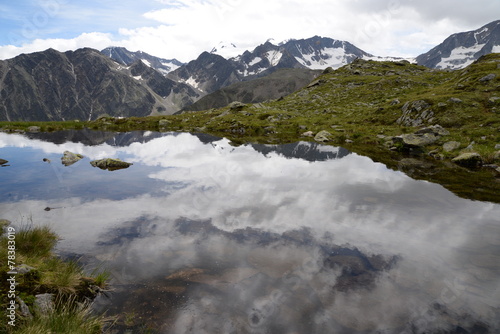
top-left (90, 158), bottom-right (133, 171)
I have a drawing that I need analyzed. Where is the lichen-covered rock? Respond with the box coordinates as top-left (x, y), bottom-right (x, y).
top-left (451, 152), bottom-right (483, 168)
top-left (314, 130), bottom-right (333, 142)
top-left (61, 151), bottom-right (84, 166)
top-left (90, 158), bottom-right (133, 171)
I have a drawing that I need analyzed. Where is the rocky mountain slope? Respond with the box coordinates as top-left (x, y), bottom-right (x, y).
top-left (101, 46), bottom-right (184, 75)
top-left (0, 48), bottom-right (200, 121)
top-left (181, 68), bottom-right (321, 112)
top-left (417, 20), bottom-right (500, 69)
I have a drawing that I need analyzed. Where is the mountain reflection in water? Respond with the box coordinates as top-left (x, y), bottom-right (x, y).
top-left (0, 130), bottom-right (499, 333)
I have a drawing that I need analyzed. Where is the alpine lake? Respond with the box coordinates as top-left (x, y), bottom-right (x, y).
top-left (1, 129), bottom-right (499, 333)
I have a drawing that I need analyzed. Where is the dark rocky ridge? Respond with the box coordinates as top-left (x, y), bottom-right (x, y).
top-left (0, 48), bottom-right (199, 121)
top-left (0, 48), bottom-right (169, 121)
top-left (181, 68), bottom-right (321, 112)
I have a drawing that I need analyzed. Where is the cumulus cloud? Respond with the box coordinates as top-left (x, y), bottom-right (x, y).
top-left (0, 0), bottom-right (498, 61)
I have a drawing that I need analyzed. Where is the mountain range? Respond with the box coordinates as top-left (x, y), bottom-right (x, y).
top-left (0, 20), bottom-right (499, 122)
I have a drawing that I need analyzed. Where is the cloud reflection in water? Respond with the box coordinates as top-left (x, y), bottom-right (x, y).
top-left (0, 131), bottom-right (499, 333)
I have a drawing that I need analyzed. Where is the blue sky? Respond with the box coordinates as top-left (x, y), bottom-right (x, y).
top-left (0, 0), bottom-right (499, 61)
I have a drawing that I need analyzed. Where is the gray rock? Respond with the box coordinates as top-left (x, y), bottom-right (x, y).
top-left (415, 124), bottom-right (449, 136)
top-left (401, 133), bottom-right (439, 147)
top-left (17, 297), bottom-right (33, 319)
top-left (488, 97), bottom-right (500, 105)
top-left (228, 101), bottom-right (246, 110)
top-left (479, 73), bottom-right (497, 82)
top-left (301, 131), bottom-right (314, 137)
top-left (90, 158), bottom-right (133, 171)
top-left (14, 264), bottom-right (36, 274)
top-left (314, 130), bottom-right (333, 142)
top-left (61, 151), bottom-right (83, 166)
top-left (494, 151), bottom-right (500, 161)
top-left (443, 141), bottom-right (461, 152)
top-left (34, 293), bottom-right (54, 315)
top-left (449, 97), bottom-right (463, 103)
top-left (27, 126), bottom-right (41, 132)
top-left (495, 144), bottom-right (500, 150)
top-left (452, 152), bottom-right (483, 168)
top-left (397, 100), bottom-right (434, 127)
top-left (158, 119), bottom-right (171, 128)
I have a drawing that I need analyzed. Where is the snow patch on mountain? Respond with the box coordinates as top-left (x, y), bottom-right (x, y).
top-left (265, 50), bottom-right (283, 66)
top-left (141, 59), bottom-right (152, 67)
top-left (436, 44), bottom-right (486, 69)
top-left (295, 47), bottom-right (357, 69)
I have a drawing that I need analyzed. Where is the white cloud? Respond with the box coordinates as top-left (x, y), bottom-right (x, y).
top-left (0, 0), bottom-right (499, 61)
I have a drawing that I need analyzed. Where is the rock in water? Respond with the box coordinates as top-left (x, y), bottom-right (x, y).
top-left (0, 159), bottom-right (8, 165)
top-left (451, 152), bottom-right (483, 168)
top-left (61, 151), bottom-right (84, 166)
top-left (314, 130), bottom-right (333, 142)
top-left (90, 158), bottom-right (133, 171)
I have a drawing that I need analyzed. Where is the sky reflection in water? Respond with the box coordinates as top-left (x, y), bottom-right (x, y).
top-left (0, 131), bottom-right (499, 333)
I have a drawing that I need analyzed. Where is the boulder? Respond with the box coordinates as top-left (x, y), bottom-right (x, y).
top-left (61, 151), bottom-right (83, 166)
top-left (228, 101), bottom-right (246, 111)
top-left (27, 126), bottom-right (41, 132)
top-left (90, 158), bottom-right (133, 171)
top-left (0, 159), bottom-right (8, 165)
top-left (301, 131), bottom-right (314, 137)
top-left (443, 141), bottom-right (461, 152)
top-left (451, 152), bottom-right (483, 168)
top-left (314, 130), bottom-right (333, 142)
top-left (401, 133), bottom-right (439, 147)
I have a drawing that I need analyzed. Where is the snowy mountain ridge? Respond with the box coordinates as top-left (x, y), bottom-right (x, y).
top-left (416, 20), bottom-right (500, 69)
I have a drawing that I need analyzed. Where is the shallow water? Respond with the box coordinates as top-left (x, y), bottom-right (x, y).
top-left (0, 130), bottom-right (499, 333)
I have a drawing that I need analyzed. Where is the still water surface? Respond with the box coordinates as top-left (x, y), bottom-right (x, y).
top-left (0, 130), bottom-right (499, 333)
